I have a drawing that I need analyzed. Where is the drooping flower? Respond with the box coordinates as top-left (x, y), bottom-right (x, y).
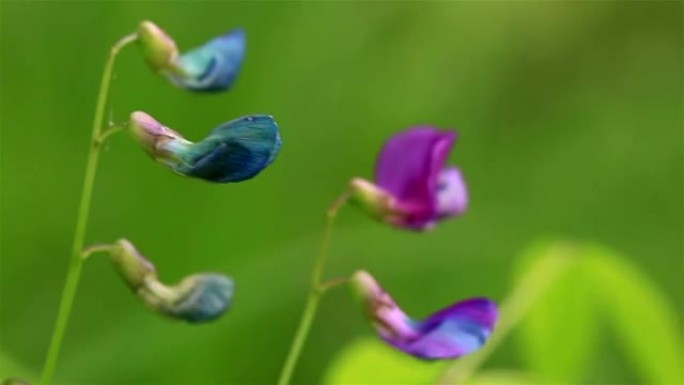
top-left (137, 21), bottom-right (246, 92)
top-left (349, 127), bottom-right (468, 231)
top-left (87, 239), bottom-right (234, 323)
top-left (350, 270), bottom-right (497, 360)
top-left (129, 111), bottom-right (282, 183)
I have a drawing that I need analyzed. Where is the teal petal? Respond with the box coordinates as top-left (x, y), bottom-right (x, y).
top-left (174, 115), bottom-right (282, 183)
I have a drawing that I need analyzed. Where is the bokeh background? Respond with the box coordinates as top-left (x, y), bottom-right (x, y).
top-left (1, 1), bottom-right (682, 384)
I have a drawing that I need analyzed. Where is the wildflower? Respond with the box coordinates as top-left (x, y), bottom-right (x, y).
top-left (90, 239), bottom-right (234, 323)
top-left (350, 270), bottom-right (497, 360)
top-left (129, 111), bottom-right (282, 183)
top-left (137, 21), bottom-right (246, 92)
top-left (349, 127), bottom-right (468, 230)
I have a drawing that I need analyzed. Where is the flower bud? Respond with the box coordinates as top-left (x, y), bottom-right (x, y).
top-left (141, 273), bottom-right (234, 323)
top-left (349, 178), bottom-right (404, 224)
top-left (107, 239), bottom-right (157, 290)
top-left (129, 111), bottom-right (191, 165)
top-left (137, 21), bottom-right (181, 74)
top-left (129, 111), bottom-right (282, 183)
top-left (91, 239), bottom-right (234, 323)
top-left (136, 21), bottom-right (246, 92)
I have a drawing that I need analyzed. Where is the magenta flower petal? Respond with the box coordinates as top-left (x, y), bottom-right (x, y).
top-left (351, 271), bottom-right (498, 360)
top-left (375, 127), bottom-right (455, 215)
top-left (350, 126), bottom-right (467, 230)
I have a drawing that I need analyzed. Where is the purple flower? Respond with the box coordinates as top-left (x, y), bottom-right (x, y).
top-left (349, 127), bottom-right (468, 230)
top-left (351, 270), bottom-right (498, 360)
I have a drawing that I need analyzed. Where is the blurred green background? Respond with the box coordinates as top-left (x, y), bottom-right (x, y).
top-left (1, 1), bottom-right (682, 384)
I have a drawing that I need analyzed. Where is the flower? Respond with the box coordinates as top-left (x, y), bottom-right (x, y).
top-left (89, 239), bottom-right (234, 323)
top-left (137, 21), bottom-right (246, 92)
top-left (349, 127), bottom-right (468, 230)
top-left (350, 270), bottom-right (498, 360)
top-left (129, 111), bottom-right (282, 183)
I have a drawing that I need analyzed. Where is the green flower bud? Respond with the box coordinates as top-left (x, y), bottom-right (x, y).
top-left (137, 21), bottom-right (182, 74)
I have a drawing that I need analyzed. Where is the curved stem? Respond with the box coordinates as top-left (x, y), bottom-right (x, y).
top-left (39, 33), bottom-right (137, 385)
top-left (80, 243), bottom-right (114, 260)
top-left (277, 192), bottom-right (350, 385)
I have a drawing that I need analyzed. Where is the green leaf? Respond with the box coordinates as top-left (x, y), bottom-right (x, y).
top-left (323, 336), bottom-right (447, 385)
top-left (585, 245), bottom-right (684, 384)
top-left (517, 241), bottom-right (597, 384)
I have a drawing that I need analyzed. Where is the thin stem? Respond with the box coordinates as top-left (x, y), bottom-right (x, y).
top-left (80, 243), bottom-right (114, 260)
top-left (318, 277), bottom-right (350, 294)
top-left (95, 124), bottom-right (125, 146)
top-left (436, 244), bottom-right (577, 384)
top-left (277, 192), bottom-right (350, 385)
top-left (39, 33), bottom-right (137, 385)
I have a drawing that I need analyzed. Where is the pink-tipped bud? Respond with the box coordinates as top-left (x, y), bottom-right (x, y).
top-left (129, 111), bottom-right (188, 161)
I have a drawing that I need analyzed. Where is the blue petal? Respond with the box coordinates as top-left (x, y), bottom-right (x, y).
top-left (394, 298), bottom-right (498, 360)
top-left (171, 28), bottom-right (246, 92)
top-left (166, 274), bottom-right (234, 323)
top-left (176, 115), bottom-right (282, 183)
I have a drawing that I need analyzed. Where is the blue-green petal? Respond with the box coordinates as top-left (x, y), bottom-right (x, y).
top-left (164, 274), bottom-right (234, 323)
top-left (175, 115), bottom-right (282, 183)
top-left (171, 28), bottom-right (246, 92)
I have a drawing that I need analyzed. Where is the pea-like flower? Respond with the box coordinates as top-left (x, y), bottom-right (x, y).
top-left (137, 21), bottom-right (246, 92)
top-left (129, 111), bottom-right (282, 183)
top-left (87, 239), bottom-right (234, 323)
top-left (350, 270), bottom-right (498, 360)
top-left (349, 127), bottom-right (468, 231)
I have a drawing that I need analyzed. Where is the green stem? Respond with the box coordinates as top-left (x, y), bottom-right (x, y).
top-left (39, 33), bottom-right (137, 385)
top-left (80, 243), bottom-right (114, 259)
top-left (277, 193), bottom-right (350, 385)
top-left (436, 244), bottom-right (577, 384)
top-left (95, 124), bottom-right (125, 146)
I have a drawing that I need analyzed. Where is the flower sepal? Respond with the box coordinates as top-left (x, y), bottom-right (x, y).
top-left (349, 178), bottom-right (407, 226)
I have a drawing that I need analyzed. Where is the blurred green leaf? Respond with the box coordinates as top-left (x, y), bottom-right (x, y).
top-left (0, 351), bottom-right (36, 384)
top-left (323, 336), bottom-right (447, 385)
top-left (438, 241), bottom-right (577, 384)
top-left (585, 245), bottom-right (684, 385)
top-left (464, 370), bottom-right (538, 385)
top-left (517, 241), bottom-right (597, 384)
